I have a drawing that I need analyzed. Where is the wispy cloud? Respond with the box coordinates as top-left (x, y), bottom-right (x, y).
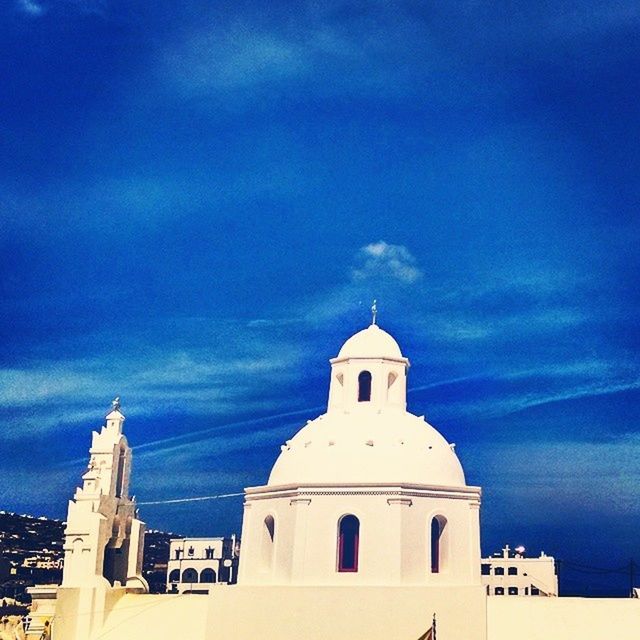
top-left (165, 25), bottom-right (310, 92)
top-left (2, 237), bottom-right (632, 449)
top-left (471, 435), bottom-right (640, 524)
top-left (0, 324), bottom-right (306, 440)
top-left (489, 377), bottom-right (640, 418)
top-left (407, 357), bottom-right (640, 424)
top-left (158, 0), bottom-right (640, 104)
top-left (159, 4), bottom-right (446, 99)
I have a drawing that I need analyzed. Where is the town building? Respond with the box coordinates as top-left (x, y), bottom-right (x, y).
top-left (166, 536), bottom-right (239, 593)
top-left (482, 545), bottom-right (558, 596)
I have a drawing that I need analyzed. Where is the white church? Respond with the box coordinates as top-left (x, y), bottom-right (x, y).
top-left (33, 320), bottom-right (640, 639)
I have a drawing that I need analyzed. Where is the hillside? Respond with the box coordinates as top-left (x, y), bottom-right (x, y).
top-left (0, 511), bottom-right (176, 600)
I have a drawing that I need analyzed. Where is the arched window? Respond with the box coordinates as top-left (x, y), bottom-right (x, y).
top-left (182, 568), bottom-right (198, 584)
top-left (261, 515), bottom-right (275, 569)
top-left (430, 516), bottom-right (446, 573)
top-left (358, 371), bottom-right (372, 402)
top-left (168, 569), bottom-right (180, 583)
top-left (200, 568), bottom-right (216, 583)
top-left (337, 515), bottom-right (360, 572)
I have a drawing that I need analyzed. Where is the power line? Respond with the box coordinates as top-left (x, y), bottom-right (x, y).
top-left (137, 492), bottom-right (244, 506)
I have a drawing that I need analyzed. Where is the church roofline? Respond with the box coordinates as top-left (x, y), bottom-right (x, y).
top-left (244, 481), bottom-right (481, 500)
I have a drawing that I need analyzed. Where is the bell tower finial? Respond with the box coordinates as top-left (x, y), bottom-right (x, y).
top-left (111, 396), bottom-right (121, 412)
top-left (371, 299), bottom-right (378, 326)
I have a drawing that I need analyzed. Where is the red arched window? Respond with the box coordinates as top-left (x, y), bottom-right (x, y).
top-left (431, 516), bottom-right (443, 573)
top-left (338, 515), bottom-right (360, 572)
top-left (358, 371), bottom-right (372, 402)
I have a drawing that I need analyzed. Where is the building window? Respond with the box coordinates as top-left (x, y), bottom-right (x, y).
top-left (494, 567), bottom-right (504, 575)
top-left (200, 568), bottom-right (216, 583)
top-left (175, 549), bottom-right (182, 560)
top-left (168, 569), bottom-right (180, 583)
top-left (508, 587), bottom-right (518, 595)
top-left (261, 515), bottom-right (275, 570)
top-left (508, 567), bottom-right (518, 575)
top-left (182, 568), bottom-right (198, 584)
top-left (337, 515), bottom-right (360, 572)
top-left (531, 586), bottom-right (540, 595)
top-left (481, 563), bottom-right (491, 575)
top-left (495, 587), bottom-right (504, 595)
top-left (358, 371), bottom-right (372, 402)
top-left (205, 547), bottom-right (214, 560)
top-left (188, 546), bottom-right (195, 556)
top-left (431, 516), bottom-right (446, 573)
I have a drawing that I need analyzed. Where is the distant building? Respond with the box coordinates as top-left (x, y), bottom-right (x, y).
top-left (25, 585), bottom-right (57, 639)
top-left (166, 536), bottom-right (239, 593)
top-left (482, 545), bottom-right (558, 596)
top-left (21, 555), bottom-right (63, 570)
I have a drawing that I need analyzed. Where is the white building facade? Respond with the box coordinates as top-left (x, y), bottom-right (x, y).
top-left (482, 545), bottom-right (558, 596)
top-left (166, 536), bottom-right (239, 593)
top-left (238, 322), bottom-right (482, 587)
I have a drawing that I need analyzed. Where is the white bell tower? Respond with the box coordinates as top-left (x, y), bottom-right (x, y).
top-left (57, 398), bottom-right (148, 640)
top-left (62, 397), bottom-right (147, 590)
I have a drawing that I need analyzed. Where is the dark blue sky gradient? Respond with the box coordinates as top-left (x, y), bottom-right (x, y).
top-left (1, 0), bottom-right (639, 595)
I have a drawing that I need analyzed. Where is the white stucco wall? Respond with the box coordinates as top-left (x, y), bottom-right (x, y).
top-left (487, 596), bottom-right (640, 640)
top-left (239, 483), bottom-right (481, 586)
top-left (79, 585), bottom-right (487, 640)
top-left (54, 587), bottom-right (640, 640)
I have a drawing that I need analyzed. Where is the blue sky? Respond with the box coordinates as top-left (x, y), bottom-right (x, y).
top-left (1, 0), bottom-right (639, 594)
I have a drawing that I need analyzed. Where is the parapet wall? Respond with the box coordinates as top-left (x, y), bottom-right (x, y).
top-left (487, 596), bottom-right (640, 640)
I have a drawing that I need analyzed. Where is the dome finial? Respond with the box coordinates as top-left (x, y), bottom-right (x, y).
top-left (371, 299), bottom-right (378, 326)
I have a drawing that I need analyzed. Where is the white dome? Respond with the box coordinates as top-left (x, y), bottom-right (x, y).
top-left (268, 409), bottom-right (466, 487)
top-left (336, 324), bottom-right (404, 360)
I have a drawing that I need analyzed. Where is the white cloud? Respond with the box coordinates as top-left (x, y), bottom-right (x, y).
top-left (16, 0), bottom-right (45, 16)
top-left (351, 241), bottom-right (423, 284)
